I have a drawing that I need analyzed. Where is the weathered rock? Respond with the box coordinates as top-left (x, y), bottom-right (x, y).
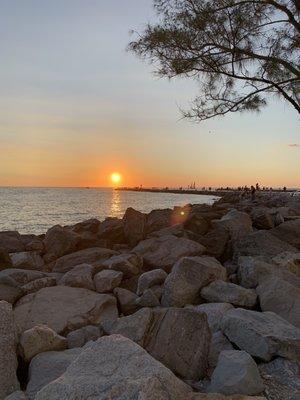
top-left (257, 276), bottom-right (300, 327)
top-left (133, 235), bottom-right (206, 272)
top-left (14, 286), bottom-right (118, 334)
top-left (189, 395), bottom-right (266, 400)
top-left (67, 325), bottom-right (103, 348)
top-left (237, 256), bottom-right (300, 289)
top-left (123, 207), bottom-right (147, 246)
top-left (97, 217), bottom-right (125, 245)
top-left (208, 331), bottom-right (234, 369)
top-left (34, 335), bottom-right (192, 400)
top-left (107, 307), bottom-right (211, 380)
top-left (43, 225), bottom-right (79, 263)
top-left (0, 301), bottom-right (19, 398)
top-left (272, 251), bottom-right (300, 277)
top-left (187, 303), bottom-right (234, 332)
top-left (184, 213), bottom-right (210, 235)
top-left (146, 208), bottom-right (172, 234)
top-left (162, 256), bottom-right (227, 307)
top-left (9, 251), bottom-right (45, 271)
top-left (101, 253), bottom-right (142, 278)
top-left (59, 263), bottom-right (94, 290)
top-left (26, 348), bottom-right (82, 400)
top-left (208, 350), bottom-right (264, 396)
top-left (201, 280), bottom-right (257, 308)
top-left (0, 231), bottom-right (24, 253)
top-left (52, 247), bottom-right (117, 273)
top-left (4, 391), bottom-right (27, 400)
top-left (19, 325), bottom-right (67, 361)
top-left (221, 308), bottom-right (300, 361)
top-left (21, 277), bottom-right (56, 294)
top-left (94, 269), bottom-right (123, 293)
top-left (0, 247), bottom-right (12, 270)
top-left (0, 283), bottom-right (23, 303)
top-left (270, 219), bottom-right (300, 249)
top-left (234, 231), bottom-right (298, 260)
top-left (135, 288), bottom-right (160, 307)
top-left (213, 210), bottom-right (253, 241)
top-left (197, 227), bottom-right (230, 260)
top-left (137, 268), bottom-right (167, 295)
top-left (251, 207), bottom-right (275, 230)
top-left (259, 357), bottom-right (300, 400)
top-left (113, 287), bottom-right (139, 315)
top-left (0, 269), bottom-right (46, 288)
top-left (70, 219), bottom-right (103, 250)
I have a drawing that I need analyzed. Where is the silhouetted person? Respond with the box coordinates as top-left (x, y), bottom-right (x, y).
top-left (251, 185), bottom-right (256, 201)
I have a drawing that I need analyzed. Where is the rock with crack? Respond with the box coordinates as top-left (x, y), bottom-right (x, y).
top-left (0, 269), bottom-right (46, 288)
top-left (94, 269), bottom-right (123, 293)
top-left (34, 335), bottom-right (192, 400)
top-left (212, 210), bottom-right (253, 241)
top-left (14, 286), bottom-right (118, 335)
top-left (100, 253), bottom-right (143, 278)
top-left (187, 303), bottom-right (234, 333)
top-left (221, 308), bottom-right (300, 361)
top-left (136, 269), bottom-right (168, 295)
top-left (161, 256), bottom-right (227, 307)
top-left (67, 325), bottom-right (103, 348)
top-left (59, 264), bottom-right (95, 290)
top-left (123, 207), bottom-right (147, 246)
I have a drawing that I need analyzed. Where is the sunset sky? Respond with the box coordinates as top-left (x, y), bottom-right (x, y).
top-left (0, 0), bottom-right (299, 188)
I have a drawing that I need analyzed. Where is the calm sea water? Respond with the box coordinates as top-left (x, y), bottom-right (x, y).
top-left (0, 187), bottom-right (218, 234)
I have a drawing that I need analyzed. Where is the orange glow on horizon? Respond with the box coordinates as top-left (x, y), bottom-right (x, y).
top-left (110, 172), bottom-right (122, 185)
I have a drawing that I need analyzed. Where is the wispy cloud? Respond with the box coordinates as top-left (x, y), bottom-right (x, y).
top-left (288, 143), bottom-right (300, 148)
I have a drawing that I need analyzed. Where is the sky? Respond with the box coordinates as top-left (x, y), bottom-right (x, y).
top-left (0, 0), bottom-right (299, 188)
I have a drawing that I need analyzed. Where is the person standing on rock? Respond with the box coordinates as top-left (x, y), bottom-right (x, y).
top-left (251, 185), bottom-right (256, 201)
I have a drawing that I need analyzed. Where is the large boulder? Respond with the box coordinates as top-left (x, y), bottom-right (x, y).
top-left (197, 227), bottom-right (230, 261)
top-left (43, 225), bottom-right (79, 263)
top-left (251, 207), bottom-right (275, 230)
top-left (100, 253), bottom-right (143, 278)
top-left (19, 325), bottom-right (67, 361)
top-left (34, 335), bottom-right (192, 400)
top-left (70, 219), bottom-right (104, 250)
top-left (0, 269), bottom-right (46, 288)
top-left (59, 263), bottom-right (95, 290)
top-left (26, 348), bottom-right (82, 400)
top-left (106, 307), bottom-right (211, 380)
top-left (190, 395), bottom-right (265, 400)
top-left (146, 209), bottom-right (172, 234)
top-left (184, 213), bottom-right (210, 235)
top-left (161, 256), bottom-right (226, 307)
top-left (123, 207), bottom-right (147, 246)
top-left (21, 276), bottom-right (56, 294)
top-left (14, 286), bottom-right (118, 334)
top-left (113, 287), bottom-right (139, 315)
top-left (0, 301), bottom-right (19, 398)
top-left (97, 217), bottom-right (125, 245)
top-left (94, 269), bottom-right (123, 293)
top-left (256, 276), bottom-right (300, 327)
top-left (52, 247), bottom-right (117, 273)
top-left (259, 357), bottom-right (300, 400)
top-left (187, 303), bottom-right (234, 332)
top-left (270, 219), bottom-right (300, 249)
top-left (67, 325), bottom-right (103, 348)
top-left (272, 251), bottom-right (300, 277)
top-left (201, 280), bottom-right (257, 308)
top-left (9, 252), bottom-right (45, 271)
top-left (0, 284), bottom-right (23, 304)
top-left (212, 210), bottom-right (253, 241)
top-left (208, 331), bottom-right (234, 369)
top-left (133, 235), bottom-right (206, 272)
top-left (0, 231), bottom-right (24, 253)
top-left (234, 230), bottom-right (298, 260)
top-left (208, 350), bottom-right (264, 396)
top-left (0, 247), bottom-right (12, 270)
top-left (221, 308), bottom-right (300, 361)
top-left (4, 391), bottom-right (27, 400)
top-left (137, 269), bottom-right (167, 295)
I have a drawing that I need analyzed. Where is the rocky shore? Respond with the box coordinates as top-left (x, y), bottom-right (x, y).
top-left (0, 192), bottom-right (300, 400)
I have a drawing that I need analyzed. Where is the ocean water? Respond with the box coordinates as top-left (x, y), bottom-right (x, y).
top-left (0, 187), bottom-right (218, 234)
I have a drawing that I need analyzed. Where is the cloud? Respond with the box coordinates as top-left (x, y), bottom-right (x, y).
top-left (288, 144), bottom-right (300, 148)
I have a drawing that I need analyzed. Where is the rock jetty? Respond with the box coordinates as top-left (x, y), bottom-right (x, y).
top-left (0, 191), bottom-right (300, 400)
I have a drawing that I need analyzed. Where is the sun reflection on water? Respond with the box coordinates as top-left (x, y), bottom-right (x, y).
top-left (110, 189), bottom-right (121, 217)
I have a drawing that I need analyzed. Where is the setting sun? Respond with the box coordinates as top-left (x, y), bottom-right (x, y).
top-left (110, 172), bottom-right (122, 185)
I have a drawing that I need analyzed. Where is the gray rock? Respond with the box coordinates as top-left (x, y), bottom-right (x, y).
top-left (123, 207), bottom-right (147, 246)
top-left (0, 247), bottom-right (12, 270)
top-left (34, 335), bottom-right (192, 400)
top-left (100, 253), bottom-right (143, 278)
top-left (272, 251), bottom-right (300, 277)
top-left (43, 225), bottom-right (79, 263)
top-left (221, 308), bottom-right (300, 361)
top-left (19, 325), bottom-right (67, 361)
top-left (197, 227), bottom-right (230, 260)
top-left (97, 217), bottom-right (125, 245)
top-left (67, 325), bottom-right (103, 348)
top-left (137, 269), bottom-right (167, 295)
top-left (257, 276), bottom-right (300, 328)
top-left (21, 277), bottom-right (56, 294)
top-left (270, 219), bottom-right (300, 249)
top-left (26, 348), bottom-right (82, 400)
top-left (213, 209), bottom-right (253, 241)
top-left (0, 283), bottom-right (23, 304)
top-left (4, 391), bottom-right (27, 400)
top-left (52, 247), bottom-right (117, 273)
top-left (14, 286), bottom-right (118, 334)
top-left (234, 230), bottom-right (298, 260)
top-left (259, 357), bottom-right (300, 400)
top-left (113, 287), bottom-right (139, 315)
top-left (59, 263), bottom-right (95, 290)
top-left (94, 269), bottom-right (123, 293)
top-left (187, 303), bottom-right (234, 332)
top-left (0, 269), bottom-right (46, 288)
top-left (9, 251), bottom-right (45, 271)
top-left (208, 331), bottom-right (234, 369)
top-left (133, 235), bottom-right (206, 272)
top-left (135, 288), bottom-right (160, 307)
top-left (146, 208), bottom-right (172, 235)
top-left (201, 280), bottom-right (257, 308)
top-left (0, 301), bottom-right (19, 398)
top-left (208, 350), bottom-right (264, 395)
top-left (162, 256), bottom-right (227, 307)
top-left (0, 231), bottom-right (24, 253)
top-left (251, 207), bottom-right (275, 230)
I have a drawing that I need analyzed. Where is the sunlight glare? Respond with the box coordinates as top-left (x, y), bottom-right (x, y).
top-left (110, 172), bottom-right (122, 185)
